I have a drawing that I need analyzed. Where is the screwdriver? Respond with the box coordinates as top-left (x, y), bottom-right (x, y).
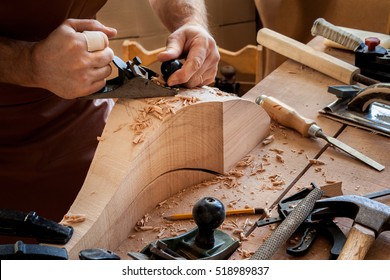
top-left (255, 95), bottom-right (384, 171)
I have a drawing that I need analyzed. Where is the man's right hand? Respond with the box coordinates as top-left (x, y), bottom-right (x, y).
top-left (29, 19), bottom-right (117, 99)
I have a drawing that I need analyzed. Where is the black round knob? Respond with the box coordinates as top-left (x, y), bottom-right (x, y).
top-left (221, 65), bottom-right (236, 80)
top-left (192, 197), bottom-right (226, 249)
top-left (161, 59), bottom-right (183, 82)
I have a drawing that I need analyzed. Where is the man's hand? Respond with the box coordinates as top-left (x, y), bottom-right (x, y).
top-left (30, 19), bottom-right (117, 99)
top-left (157, 23), bottom-right (220, 88)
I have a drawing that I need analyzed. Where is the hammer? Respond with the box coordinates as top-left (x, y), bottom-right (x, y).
top-left (313, 195), bottom-right (390, 260)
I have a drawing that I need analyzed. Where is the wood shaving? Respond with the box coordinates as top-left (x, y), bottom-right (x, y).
top-left (136, 226), bottom-right (154, 231)
top-left (276, 154), bottom-right (285, 163)
top-left (262, 135), bottom-right (274, 145)
top-left (157, 200), bottom-right (167, 208)
top-left (128, 94), bottom-right (202, 145)
top-left (325, 180), bottom-right (337, 184)
top-left (222, 224), bottom-right (236, 230)
top-left (272, 180), bottom-right (285, 187)
top-left (132, 133), bottom-right (145, 144)
top-left (235, 154), bottom-right (255, 167)
top-left (175, 95), bottom-right (201, 106)
top-left (136, 214), bottom-right (151, 227)
top-left (228, 169), bottom-right (245, 177)
top-left (239, 232), bottom-right (248, 241)
top-left (269, 148), bottom-right (284, 154)
top-left (60, 213), bottom-right (86, 226)
top-left (238, 248), bottom-right (254, 259)
top-left (249, 163), bottom-right (265, 175)
top-left (309, 159), bottom-right (325, 165)
top-left (157, 228), bottom-right (166, 238)
top-left (151, 75), bottom-right (166, 86)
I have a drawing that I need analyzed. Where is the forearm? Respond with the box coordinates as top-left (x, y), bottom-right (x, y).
top-left (0, 37), bottom-right (36, 87)
top-left (149, 0), bottom-right (208, 32)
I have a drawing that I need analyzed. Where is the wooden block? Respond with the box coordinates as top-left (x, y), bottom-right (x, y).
top-left (62, 87), bottom-right (270, 258)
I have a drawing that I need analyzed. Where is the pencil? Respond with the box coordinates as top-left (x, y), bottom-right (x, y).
top-left (163, 207), bottom-right (265, 221)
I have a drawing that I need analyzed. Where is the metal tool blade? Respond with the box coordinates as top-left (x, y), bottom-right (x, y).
top-left (316, 130), bottom-right (385, 171)
top-left (320, 100), bottom-right (390, 137)
top-left (82, 77), bottom-right (178, 100)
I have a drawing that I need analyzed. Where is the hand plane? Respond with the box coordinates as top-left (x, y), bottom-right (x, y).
top-left (320, 83), bottom-right (390, 137)
top-left (128, 197), bottom-right (239, 260)
top-left (82, 56), bottom-right (181, 100)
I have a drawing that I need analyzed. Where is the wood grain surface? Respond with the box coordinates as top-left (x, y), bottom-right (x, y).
top-left (62, 87), bottom-right (270, 259)
top-left (115, 37), bottom-right (390, 260)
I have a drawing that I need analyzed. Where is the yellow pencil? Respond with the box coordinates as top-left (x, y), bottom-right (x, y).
top-left (163, 207), bottom-right (265, 221)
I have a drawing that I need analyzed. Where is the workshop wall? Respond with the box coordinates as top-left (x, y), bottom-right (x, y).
top-left (97, 0), bottom-right (258, 59)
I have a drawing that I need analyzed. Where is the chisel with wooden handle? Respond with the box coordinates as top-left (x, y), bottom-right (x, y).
top-left (255, 95), bottom-right (385, 171)
top-left (257, 28), bottom-right (379, 85)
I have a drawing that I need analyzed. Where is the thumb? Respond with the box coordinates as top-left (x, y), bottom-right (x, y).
top-left (157, 35), bottom-right (184, 62)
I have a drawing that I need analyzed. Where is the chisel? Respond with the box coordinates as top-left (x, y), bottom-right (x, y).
top-left (256, 95), bottom-right (385, 171)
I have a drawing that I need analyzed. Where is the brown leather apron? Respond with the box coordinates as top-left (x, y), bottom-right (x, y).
top-left (0, 0), bottom-right (112, 222)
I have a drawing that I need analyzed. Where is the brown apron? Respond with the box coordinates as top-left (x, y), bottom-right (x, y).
top-left (0, 0), bottom-right (112, 222)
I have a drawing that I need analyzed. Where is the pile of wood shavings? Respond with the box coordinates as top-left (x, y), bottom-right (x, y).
top-left (129, 95), bottom-right (201, 144)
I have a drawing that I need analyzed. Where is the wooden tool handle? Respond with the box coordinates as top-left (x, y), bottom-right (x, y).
top-left (257, 28), bottom-right (360, 84)
top-left (337, 223), bottom-right (376, 260)
top-left (256, 95), bottom-right (315, 137)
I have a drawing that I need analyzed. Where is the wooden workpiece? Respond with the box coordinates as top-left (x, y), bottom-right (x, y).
top-left (113, 36), bottom-right (390, 260)
top-left (62, 87), bottom-right (270, 259)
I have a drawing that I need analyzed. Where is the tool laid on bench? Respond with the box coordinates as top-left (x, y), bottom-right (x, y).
top-left (320, 83), bottom-right (390, 137)
top-left (82, 56), bottom-right (179, 100)
top-left (311, 18), bottom-right (390, 83)
top-left (254, 187), bottom-right (390, 258)
top-left (313, 194), bottom-right (390, 260)
top-left (0, 209), bottom-right (72, 260)
top-left (0, 240), bottom-right (68, 260)
top-left (256, 95), bottom-right (385, 171)
top-left (0, 209), bottom-right (73, 244)
top-left (128, 197), bottom-right (239, 260)
top-left (257, 28), bottom-right (379, 86)
top-left (253, 186), bottom-right (346, 259)
top-left (250, 184), bottom-right (324, 260)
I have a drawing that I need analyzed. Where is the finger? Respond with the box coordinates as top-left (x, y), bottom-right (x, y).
top-left (80, 65), bottom-right (112, 96)
top-left (82, 79), bottom-right (107, 97)
top-left (167, 52), bottom-right (206, 86)
top-left (183, 66), bottom-right (216, 88)
top-left (92, 64), bottom-right (113, 83)
top-left (67, 19), bottom-right (117, 38)
top-left (157, 35), bottom-right (185, 61)
top-left (82, 31), bottom-right (108, 52)
top-left (88, 48), bottom-right (115, 68)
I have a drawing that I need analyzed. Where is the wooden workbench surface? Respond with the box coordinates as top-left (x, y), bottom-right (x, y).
top-left (115, 37), bottom-right (390, 260)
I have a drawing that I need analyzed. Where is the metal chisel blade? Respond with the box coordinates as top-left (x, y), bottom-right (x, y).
top-left (319, 133), bottom-right (385, 172)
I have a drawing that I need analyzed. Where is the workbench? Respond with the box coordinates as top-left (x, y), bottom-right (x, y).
top-left (108, 37), bottom-right (390, 260)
